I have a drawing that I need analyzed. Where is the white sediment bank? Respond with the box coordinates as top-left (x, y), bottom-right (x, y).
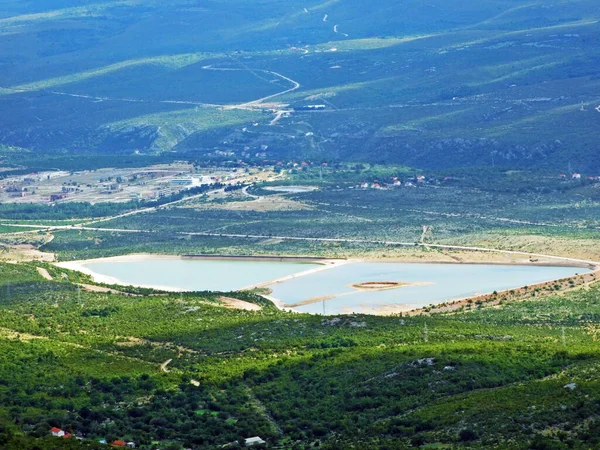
top-left (56, 254), bottom-right (184, 291)
top-left (54, 254), bottom-right (356, 307)
top-left (54, 253), bottom-right (598, 315)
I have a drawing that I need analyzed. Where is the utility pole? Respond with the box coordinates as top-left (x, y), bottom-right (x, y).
top-left (561, 326), bottom-right (566, 347)
top-left (423, 322), bottom-right (429, 342)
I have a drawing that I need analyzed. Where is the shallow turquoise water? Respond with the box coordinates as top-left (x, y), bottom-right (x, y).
top-left (270, 262), bottom-right (586, 314)
top-left (83, 259), bottom-right (586, 315)
top-left (84, 259), bottom-right (316, 291)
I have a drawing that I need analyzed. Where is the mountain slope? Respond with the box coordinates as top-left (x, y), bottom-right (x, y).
top-left (1, 0), bottom-right (600, 170)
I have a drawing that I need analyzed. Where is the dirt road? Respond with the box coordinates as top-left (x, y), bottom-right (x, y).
top-left (160, 359), bottom-right (172, 373)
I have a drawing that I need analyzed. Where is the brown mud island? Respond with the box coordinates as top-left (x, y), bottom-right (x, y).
top-left (283, 281), bottom-right (434, 309)
top-left (350, 281), bottom-right (434, 291)
top-left (352, 281), bottom-right (406, 291)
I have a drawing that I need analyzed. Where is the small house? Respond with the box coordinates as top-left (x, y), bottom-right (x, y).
top-left (113, 440), bottom-right (126, 447)
top-left (245, 436), bottom-right (266, 447)
top-left (572, 173), bottom-right (581, 179)
top-left (51, 427), bottom-right (64, 437)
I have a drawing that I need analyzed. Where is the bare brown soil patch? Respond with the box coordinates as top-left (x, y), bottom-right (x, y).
top-left (350, 281), bottom-right (433, 291)
top-left (0, 242), bottom-right (55, 263)
top-left (77, 283), bottom-right (138, 296)
top-left (218, 296), bottom-right (262, 311)
top-left (206, 196), bottom-right (311, 212)
top-left (351, 281), bottom-right (405, 291)
top-left (37, 267), bottom-right (53, 280)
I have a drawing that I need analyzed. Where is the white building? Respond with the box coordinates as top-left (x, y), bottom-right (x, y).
top-left (245, 436), bottom-right (266, 447)
top-left (170, 177), bottom-right (199, 186)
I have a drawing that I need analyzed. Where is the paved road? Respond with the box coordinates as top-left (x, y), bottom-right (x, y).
top-left (0, 63), bottom-right (301, 122)
top-left (4, 173), bottom-right (598, 268)
top-left (6, 222), bottom-right (596, 267)
top-left (201, 65), bottom-right (301, 108)
top-left (80, 186), bottom-right (227, 227)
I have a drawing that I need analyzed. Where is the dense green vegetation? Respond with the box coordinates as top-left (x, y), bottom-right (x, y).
top-left (1, 262), bottom-right (600, 449)
top-left (0, 150), bottom-right (176, 174)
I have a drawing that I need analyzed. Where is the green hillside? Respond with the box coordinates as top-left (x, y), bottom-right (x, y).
top-left (1, 0), bottom-right (600, 170)
top-left (1, 262), bottom-right (600, 449)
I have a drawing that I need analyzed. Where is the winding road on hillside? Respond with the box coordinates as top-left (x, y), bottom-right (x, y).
top-left (0, 64), bottom-right (301, 117)
top-left (333, 24), bottom-right (349, 37)
top-left (201, 65), bottom-right (300, 108)
top-left (1, 86), bottom-right (223, 109)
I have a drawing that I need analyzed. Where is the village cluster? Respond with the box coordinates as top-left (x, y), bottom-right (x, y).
top-left (51, 427), bottom-right (136, 448)
top-left (357, 174), bottom-right (438, 189)
top-left (0, 164), bottom-right (245, 205)
top-left (560, 172), bottom-right (600, 181)
top-left (355, 172), bottom-right (600, 191)
top-left (51, 426), bottom-right (266, 449)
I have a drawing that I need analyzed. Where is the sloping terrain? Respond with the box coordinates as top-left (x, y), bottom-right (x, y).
top-left (1, 262), bottom-right (600, 449)
top-left (1, 0), bottom-right (600, 170)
